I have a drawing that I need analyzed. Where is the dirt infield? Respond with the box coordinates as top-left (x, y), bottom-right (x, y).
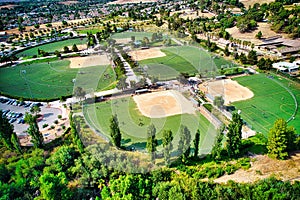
top-left (199, 79), bottom-right (254, 105)
top-left (129, 48), bottom-right (166, 61)
top-left (133, 90), bottom-right (196, 118)
top-left (67, 55), bottom-right (110, 68)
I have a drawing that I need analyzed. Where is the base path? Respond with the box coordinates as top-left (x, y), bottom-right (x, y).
top-left (133, 90), bottom-right (196, 118)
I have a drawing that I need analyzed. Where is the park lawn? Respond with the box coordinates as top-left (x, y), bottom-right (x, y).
top-left (74, 65), bottom-right (116, 93)
top-left (139, 46), bottom-right (235, 79)
top-left (16, 38), bottom-right (88, 57)
top-left (0, 60), bottom-right (116, 100)
top-left (232, 73), bottom-right (300, 134)
top-left (165, 46), bottom-right (234, 72)
top-left (111, 31), bottom-right (154, 40)
top-left (77, 27), bottom-right (103, 34)
top-left (139, 49), bottom-right (197, 78)
top-left (83, 96), bottom-right (217, 153)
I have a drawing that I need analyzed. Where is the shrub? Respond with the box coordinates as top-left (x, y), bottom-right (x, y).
top-left (51, 125), bottom-right (55, 129)
top-left (54, 120), bottom-right (59, 124)
top-left (58, 115), bottom-right (62, 119)
top-left (42, 124), bottom-right (48, 128)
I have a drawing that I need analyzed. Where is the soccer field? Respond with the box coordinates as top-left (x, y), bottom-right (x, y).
top-left (16, 38), bottom-right (88, 58)
top-left (233, 73), bottom-right (300, 134)
top-left (139, 46), bottom-right (235, 79)
top-left (0, 59), bottom-right (115, 100)
top-left (83, 96), bottom-right (217, 153)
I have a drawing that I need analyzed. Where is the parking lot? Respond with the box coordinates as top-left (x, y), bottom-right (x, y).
top-left (0, 97), bottom-right (62, 135)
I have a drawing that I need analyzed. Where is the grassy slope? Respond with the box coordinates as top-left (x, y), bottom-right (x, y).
top-left (233, 73), bottom-right (300, 134)
top-left (16, 38), bottom-right (88, 57)
top-left (0, 60), bottom-right (115, 99)
top-left (83, 96), bottom-right (216, 152)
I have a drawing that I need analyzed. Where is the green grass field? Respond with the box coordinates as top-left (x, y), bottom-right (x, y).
top-left (111, 31), bottom-right (154, 40)
top-left (16, 38), bottom-right (88, 57)
top-left (0, 59), bottom-right (115, 100)
top-left (139, 46), bottom-right (235, 80)
top-left (232, 73), bottom-right (300, 134)
top-left (83, 96), bottom-right (217, 153)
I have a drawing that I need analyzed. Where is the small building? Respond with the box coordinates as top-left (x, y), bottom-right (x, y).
top-left (272, 61), bottom-right (299, 73)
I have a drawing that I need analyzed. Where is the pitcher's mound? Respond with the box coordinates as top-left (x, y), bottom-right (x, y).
top-left (133, 90), bottom-right (196, 118)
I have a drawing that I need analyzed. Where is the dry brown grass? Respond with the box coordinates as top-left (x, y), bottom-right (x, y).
top-left (225, 22), bottom-right (286, 45)
top-left (0, 4), bottom-right (16, 9)
top-left (59, 1), bottom-right (79, 5)
top-left (108, 0), bottom-right (158, 4)
top-left (215, 152), bottom-right (300, 183)
top-left (170, 9), bottom-right (215, 19)
top-left (240, 0), bottom-right (276, 9)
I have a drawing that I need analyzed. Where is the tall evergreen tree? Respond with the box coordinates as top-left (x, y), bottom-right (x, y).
top-left (0, 110), bottom-right (21, 153)
top-left (193, 129), bottom-right (200, 158)
top-left (226, 113), bottom-right (243, 158)
top-left (211, 125), bottom-right (225, 160)
top-left (178, 125), bottom-right (191, 160)
top-left (162, 130), bottom-right (173, 166)
top-left (267, 119), bottom-right (296, 160)
top-left (109, 114), bottom-right (121, 148)
top-left (146, 124), bottom-right (158, 162)
top-left (24, 113), bottom-right (44, 148)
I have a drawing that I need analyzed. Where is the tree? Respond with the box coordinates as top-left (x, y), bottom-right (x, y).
top-left (30, 105), bottom-right (41, 116)
top-left (72, 44), bottom-right (79, 52)
top-left (213, 96), bottom-right (225, 109)
top-left (146, 124), bottom-right (158, 162)
top-left (226, 113), bottom-right (243, 158)
top-left (0, 110), bottom-right (21, 153)
top-left (193, 129), bottom-right (200, 158)
top-left (256, 31), bottom-right (263, 39)
top-left (116, 77), bottom-right (128, 90)
top-left (74, 87), bottom-right (86, 101)
top-left (247, 50), bottom-right (258, 65)
top-left (63, 46), bottom-right (70, 53)
top-left (267, 119), bottom-right (297, 160)
top-left (178, 125), bottom-right (191, 161)
top-left (211, 126), bottom-right (225, 160)
top-left (224, 45), bottom-right (230, 56)
top-left (162, 130), bottom-right (173, 166)
top-left (39, 172), bottom-right (72, 200)
top-left (109, 115), bottom-right (121, 148)
top-left (24, 113), bottom-right (43, 148)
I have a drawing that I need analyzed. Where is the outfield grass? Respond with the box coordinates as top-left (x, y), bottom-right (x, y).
top-left (232, 73), bottom-right (300, 134)
top-left (0, 60), bottom-right (115, 100)
top-left (111, 31), bottom-right (154, 40)
top-left (139, 46), bottom-right (235, 79)
top-left (140, 49), bottom-right (197, 80)
top-left (16, 38), bottom-right (88, 57)
top-left (83, 96), bottom-right (217, 153)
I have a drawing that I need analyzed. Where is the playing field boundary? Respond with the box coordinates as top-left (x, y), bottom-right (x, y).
top-left (270, 78), bottom-right (298, 123)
